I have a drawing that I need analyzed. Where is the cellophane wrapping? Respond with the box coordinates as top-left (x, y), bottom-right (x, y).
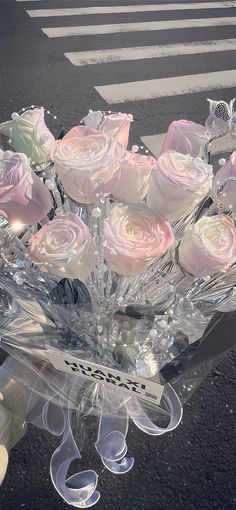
top-left (0, 100), bottom-right (236, 507)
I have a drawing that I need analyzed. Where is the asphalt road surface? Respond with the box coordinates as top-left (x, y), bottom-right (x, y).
top-left (0, 0), bottom-right (236, 508)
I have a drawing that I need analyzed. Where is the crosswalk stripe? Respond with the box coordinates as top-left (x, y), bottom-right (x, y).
top-left (65, 38), bottom-right (236, 66)
top-left (42, 17), bottom-right (236, 38)
top-left (141, 132), bottom-right (236, 157)
top-left (27, 2), bottom-right (236, 17)
top-left (141, 134), bottom-right (165, 157)
top-left (95, 69), bottom-right (236, 103)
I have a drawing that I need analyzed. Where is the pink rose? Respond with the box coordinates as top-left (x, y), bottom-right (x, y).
top-left (160, 119), bottom-right (209, 158)
top-left (0, 152), bottom-right (52, 224)
top-left (179, 215), bottom-right (236, 277)
top-left (112, 151), bottom-right (156, 202)
top-left (82, 111), bottom-right (133, 149)
top-left (0, 108), bottom-right (57, 164)
top-left (147, 151), bottom-right (213, 222)
top-left (54, 126), bottom-right (124, 204)
top-left (104, 203), bottom-right (174, 276)
top-left (212, 152), bottom-right (236, 212)
top-left (28, 212), bottom-right (96, 280)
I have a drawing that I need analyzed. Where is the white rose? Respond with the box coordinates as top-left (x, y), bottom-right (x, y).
top-left (179, 215), bottom-right (236, 277)
top-left (28, 212), bottom-right (97, 281)
top-left (147, 151), bottom-right (213, 222)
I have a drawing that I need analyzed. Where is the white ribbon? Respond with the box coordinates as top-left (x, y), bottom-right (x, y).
top-left (126, 384), bottom-right (183, 436)
top-left (95, 388), bottom-right (134, 474)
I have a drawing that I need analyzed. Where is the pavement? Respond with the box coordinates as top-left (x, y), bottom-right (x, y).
top-left (0, 0), bottom-right (236, 508)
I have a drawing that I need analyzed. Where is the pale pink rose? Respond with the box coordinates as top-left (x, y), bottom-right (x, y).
top-left (0, 108), bottom-right (57, 164)
top-left (0, 152), bottom-right (52, 224)
top-left (28, 212), bottom-right (96, 280)
top-left (147, 151), bottom-right (213, 222)
top-left (54, 126), bottom-right (124, 204)
top-left (112, 151), bottom-right (156, 202)
top-left (160, 120), bottom-right (209, 158)
top-left (179, 215), bottom-right (236, 277)
top-left (82, 111), bottom-right (133, 149)
top-left (104, 203), bottom-right (174, 276)
top-left (212, 152), bottom-right (236, 212)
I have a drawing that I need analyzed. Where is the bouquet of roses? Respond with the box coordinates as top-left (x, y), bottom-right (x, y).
top-left (0, 99), bottom-right (235, 507)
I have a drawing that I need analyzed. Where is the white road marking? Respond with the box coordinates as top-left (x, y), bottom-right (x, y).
top-left (42, 17), bottom-right (236, 38)
top-left (27, 2), bottom-right (236, 17)
top-left (95, 69), bottom-right (236, 103)
top-left (141, 134), bottom-right (165, 157)
top-left (141, 132), bottom-right (236, 157)
top-left (65, 38), bottom-right (236, 66)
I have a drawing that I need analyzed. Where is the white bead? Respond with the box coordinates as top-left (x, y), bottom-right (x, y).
top-left (228, 204), bottom-right (233, 209)
top-left (53, 115), bottom-right (57, 120)
top-left (91, 207), bottom-right (101, 218)
top-left (159, 319), bottom-right (168, 329)
top-left (218, 158), bottom-right (226, 166)
top-left (31, 105), bottom-right (35, 108)
top-left (149, 328), bottom-right (158, 338)
top-left (145, 149), bottom-right (149, 154)
top-left (132, 145), bottom-right (139, 153)
top-left (47, 110), bottom-right (50, 114)
top-left (216, 181), bottom-right (221, 186)
top-left (11, 112), bottom-right (19, 120)
top-left (16, 277), bottom-right (24, 285)
top-left (22, 108), bottom-right (26, 112)
top-left (4, 150), bottom-right (13, 158)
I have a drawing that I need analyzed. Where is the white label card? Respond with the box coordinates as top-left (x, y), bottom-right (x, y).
top-left (47, 351), bottom-right (164, 405)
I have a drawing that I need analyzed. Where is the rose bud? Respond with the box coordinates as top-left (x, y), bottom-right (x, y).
top-left (112, 151), bottom-right (156, 203)
top-left (0, 152), bottom-right (52, 224)
top-left (82, 111), bottom-right (133, 150)
top-left (0, 108), bottom-right (57, 164)
top-left (161, 119), bottom-right (209, 158)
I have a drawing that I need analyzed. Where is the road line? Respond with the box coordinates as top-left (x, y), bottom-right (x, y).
top-left (42, 17), bottom-right (236, 38)
top-left (65, 38), bottom-right (236, 66)
top-left (95, 69), bottom-right (236, 103)
top-left (27, 2), bottom-right (236, 17)
top-left (141, 134), bottom-right (165, 157)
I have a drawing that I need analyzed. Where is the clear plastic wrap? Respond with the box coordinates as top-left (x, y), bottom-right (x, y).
top-left (0, 100), bottom-right (236, 507)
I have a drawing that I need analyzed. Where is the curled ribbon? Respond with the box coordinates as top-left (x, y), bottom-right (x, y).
top-left (95, 388), bottom-right (134, 474)
top-left (26, 371), bottom-right (100, 508)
